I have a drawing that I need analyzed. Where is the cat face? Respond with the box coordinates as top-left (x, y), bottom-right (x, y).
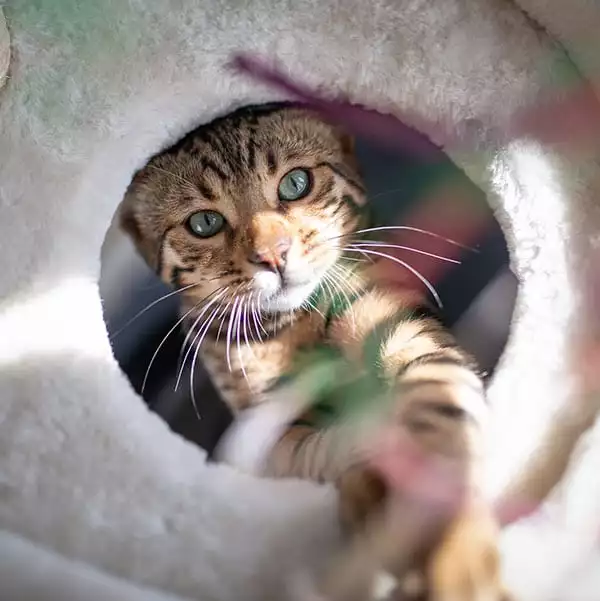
top-left (120, 105), bottom-right (367, 314)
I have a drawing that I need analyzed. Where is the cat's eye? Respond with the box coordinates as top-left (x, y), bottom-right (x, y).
top-left (187, 210), bottom-right (225, 238)
top-left (278, 168), bottom-right (312, 201)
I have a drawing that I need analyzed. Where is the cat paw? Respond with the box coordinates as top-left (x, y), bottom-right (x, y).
top-left (427, 502), bottom-right (511, 601)
top-left (336, 466), bottom-right (388, 531)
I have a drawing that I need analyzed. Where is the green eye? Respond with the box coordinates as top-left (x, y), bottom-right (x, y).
top-left (278, 168), bottom-right (312, 201)
top-left (187, 210), bottom-right (225, 238)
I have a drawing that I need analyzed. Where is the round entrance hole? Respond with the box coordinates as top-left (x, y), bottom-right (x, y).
top-left (100, 110), bottom-right (518, 455)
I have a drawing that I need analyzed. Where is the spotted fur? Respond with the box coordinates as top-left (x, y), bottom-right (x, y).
top-left (120, 103), bottom-right (506, 600)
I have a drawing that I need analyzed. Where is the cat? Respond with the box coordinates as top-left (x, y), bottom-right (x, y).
top-left (120, 102), bottom-right (507, 600)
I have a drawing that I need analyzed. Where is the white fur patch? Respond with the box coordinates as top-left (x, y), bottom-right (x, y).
top-left (253, 271), bottom-right (320, 312)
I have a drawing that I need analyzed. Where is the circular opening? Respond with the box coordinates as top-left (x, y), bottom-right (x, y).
top-left (100, 107), bottom-right (517, 454)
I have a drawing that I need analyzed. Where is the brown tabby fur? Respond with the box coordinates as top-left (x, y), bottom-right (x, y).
top-left (120, 103), bottom-right (508, 600)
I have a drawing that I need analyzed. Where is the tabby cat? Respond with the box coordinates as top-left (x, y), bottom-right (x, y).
top-left (120, 103), bottom-right (505, 600)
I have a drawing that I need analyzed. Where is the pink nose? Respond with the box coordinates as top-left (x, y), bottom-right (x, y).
top-left (248, 237), bottom-right (291, 272)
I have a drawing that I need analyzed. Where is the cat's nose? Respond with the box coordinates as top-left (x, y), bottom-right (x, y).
top-left (248, 237), bottom-right (291, 273)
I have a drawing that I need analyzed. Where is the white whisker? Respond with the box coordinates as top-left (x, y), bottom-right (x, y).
top-left (215, 283), bottom-right (244, 345)
top-left (335, 262), bottom-right (367, 331)
top-left (188, 303), bottom-right (224, 420)
top-left (340, 256), bottom-right (367, 263)
top-left (242, 295), bottom-right (259, 362)
top-left (258, 296), bottom-right (269, 337)
top-left (249, 300), bottom-right (260, 343)
top-left (110, 281), bottom-right (201, 340)
top-left (351, 241), bottom-right (460, 264)
top-left (254, 291), bottom-right (268, 338)
top-left (331, 225), bottom-right (477, 252)
top-left (331, 262), bottom-right (364, 306)
top-left (174, 287), bottom-right (229, 391)
top-left (249, 297), bottom-right (260, 344)
top-left (141, 299), bottom-right (204, 395)
top-left (176, 286), bottom-right (227, 368)
top-left (235, 296), bottom-right (250, 386)
top-left (345, 246), bottom-right (443, 308)
top-left (302, 296), bottom-right (325, 319)
top-left (320, 271), bottom-right (337, 305)
top-left (331, 261), bottom-right (361, 292)
top-left (327, 265), bottom-right (357, 332)
top-left (215, 301), bottom-right (231, 344)
top-left (252, 292), bottom-right (267, 342)
top-left (226, 296), bottom-right (241, 372)
top-left (321, 272), bottom-right (356, 331)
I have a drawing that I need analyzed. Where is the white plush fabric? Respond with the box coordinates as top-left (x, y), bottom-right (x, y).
top-left (0, 9), bottom-right (8, 90)
top-left (517, 0), bottom-right (600, 98)
top-left (1, 1), bottom-right (600, 599)
top-left (0, 530), bottom-right (190, 601)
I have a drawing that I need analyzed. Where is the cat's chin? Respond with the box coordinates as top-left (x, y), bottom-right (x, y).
top-left (260, 281), bottom-right (319, 314)
top-left (253, 270), bottom-right (319, 314)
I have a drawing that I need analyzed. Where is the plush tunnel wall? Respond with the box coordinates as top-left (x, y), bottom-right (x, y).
top-left (2, 2), bottom-right (600, 600)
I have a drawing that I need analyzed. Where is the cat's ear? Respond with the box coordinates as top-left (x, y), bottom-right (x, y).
top-left (118, 199), bottom-right (144, 249)
top-left (118, 177), bottom-right (160, 271)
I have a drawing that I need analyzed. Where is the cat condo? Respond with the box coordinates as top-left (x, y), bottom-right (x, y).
top-left (1, 2), bottom-right (600, 600)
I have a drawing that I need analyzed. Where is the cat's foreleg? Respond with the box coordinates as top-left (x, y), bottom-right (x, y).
top-left (325, 295), bottom-right (507, 600)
